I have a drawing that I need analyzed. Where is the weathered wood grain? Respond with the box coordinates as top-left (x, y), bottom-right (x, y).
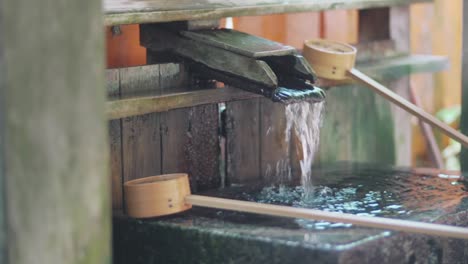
top-left (104, 0), bottom-right (431, 26)
top-left (225, 98), bottom-right (261, 184)
top-left (158, 63), bottom-right (220, 192)
top-left (108, 86), bottom-right (258, 119)
top-left (160, 108), bottom-right (190, 174)
top-left (107, 69), bottom-right (123, 210)
top-left (121, 65), bottom-right (162, 183)
top-left (1, 0), bottom-right (110, 262)
top-left (185, 104), bottom-right (221, 191)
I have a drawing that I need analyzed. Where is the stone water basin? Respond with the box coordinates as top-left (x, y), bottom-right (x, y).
top-left (113, 163), bottom-right (468, 264)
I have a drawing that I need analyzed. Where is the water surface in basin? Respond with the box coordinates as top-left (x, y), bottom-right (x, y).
top-left (202, 163), bottom-right (468, 230)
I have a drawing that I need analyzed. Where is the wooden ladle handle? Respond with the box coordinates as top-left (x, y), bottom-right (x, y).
top-left (348, 68), bottom-right (468, 148)
top-left (187, 194), bottom-right (468, 240)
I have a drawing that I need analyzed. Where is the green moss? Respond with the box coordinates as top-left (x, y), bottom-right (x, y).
top-left (113, 217), bottom-right (338, 264)
top-left (317, 84), bottom-right (395, 164)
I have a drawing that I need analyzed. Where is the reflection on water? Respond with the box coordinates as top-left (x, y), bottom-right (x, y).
top-left (251, 185), bottom-right (410, 230)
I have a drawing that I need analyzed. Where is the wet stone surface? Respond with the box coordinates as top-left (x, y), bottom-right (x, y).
top-left (114, 162), bottom-right (468, 264)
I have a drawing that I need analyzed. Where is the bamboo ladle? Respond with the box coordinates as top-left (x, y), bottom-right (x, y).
top-left (303, 39), bottom-right (468, 148)
top-left (124, 173), bottom-right (468, 240)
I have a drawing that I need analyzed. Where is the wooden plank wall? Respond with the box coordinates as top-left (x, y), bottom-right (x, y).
top-left (225, 97), bottom-right (261, 184)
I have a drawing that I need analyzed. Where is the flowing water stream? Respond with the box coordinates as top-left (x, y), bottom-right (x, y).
top-left (285, 102), bottom-right (325, 196)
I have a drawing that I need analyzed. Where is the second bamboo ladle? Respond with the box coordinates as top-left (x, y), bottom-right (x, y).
top-left (303, 39), bottom-right (468, 148)
top-left (124, 173), bottom-right (468, 240)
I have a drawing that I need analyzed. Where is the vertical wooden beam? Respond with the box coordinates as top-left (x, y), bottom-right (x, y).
top-left (432, 0), bottom-right (463, 110)
top-left (323, 10), bottom-right (358, 43)
top-left (410, 3), bottom-right (436, 114)
top-left (410, 2), bottom-right (463, 165)
top-left (461, 1), bottom-right (468, 171)
top-left (284, 13), bottom-right (320, 48)
top-left (233, 16), bottom-right (264, 36)
top-left (409, 3), bottom-right (436, 164)
top-left (1, 0), bottom-right (110, 263)
top-left (107, 70), bottom-right (123, 211)
top-left (260, 14), bottom-right (287, 43)
top-left (358, 8), bottom-right (390, 42)
top-left (389, 6), bottom-right (412, 166)
top-left (0, 4), bottom-right (7, 261)
top-left (233, 14), bottom-right (287, 45)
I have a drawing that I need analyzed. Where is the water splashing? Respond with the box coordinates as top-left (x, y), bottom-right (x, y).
top-left (285, 102), bottom-right (324, 196)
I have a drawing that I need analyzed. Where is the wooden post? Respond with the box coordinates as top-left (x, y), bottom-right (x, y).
top-left (0, 0), bottom-right (111, 263)
top-left (389, 6), bottom-right (412, 166)
top-left (461, 1), bottom-right (468, 172)
top-left (0, 8), bottom-right (7, 262)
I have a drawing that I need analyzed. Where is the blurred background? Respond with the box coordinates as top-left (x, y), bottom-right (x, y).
top-left (105, 1), bottom-right (463, 170)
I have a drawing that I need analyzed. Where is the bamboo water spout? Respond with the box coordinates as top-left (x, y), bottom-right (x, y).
top-left (124, 173), bottom-right (468, 240)
top-left (303, 39), bottom-right (468, 148)
top-left (140, 25), bottom-right (326, 104)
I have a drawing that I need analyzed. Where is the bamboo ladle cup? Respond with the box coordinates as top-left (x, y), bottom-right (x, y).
top-left (124, 173), bottom-right (468, 240)
top-left (303, 39), bottom-right (468, 148)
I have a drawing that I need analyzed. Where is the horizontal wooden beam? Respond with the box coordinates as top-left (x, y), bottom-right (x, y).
top-left (104, 0), bottom-right (431, 26)
top-left (107, 54), bottom-right (448, 119)
top-left (108, 87), bottom-right (259, 119)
